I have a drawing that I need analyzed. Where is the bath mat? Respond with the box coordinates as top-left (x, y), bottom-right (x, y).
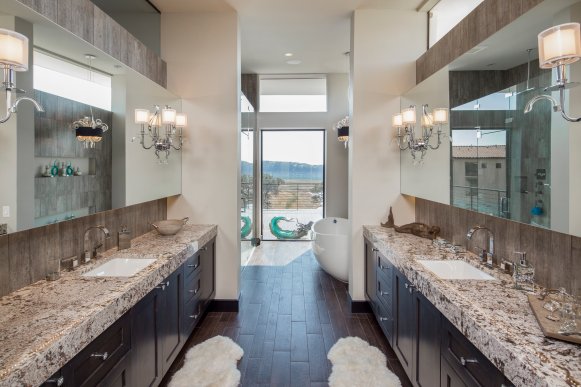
top-left (327, 336), bottom-right (402, 387)
top-left (168, 335), bottom-right (244, 387)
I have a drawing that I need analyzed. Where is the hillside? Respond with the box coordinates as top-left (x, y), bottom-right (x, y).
top-left (241, 160), bottom-right (323, 181)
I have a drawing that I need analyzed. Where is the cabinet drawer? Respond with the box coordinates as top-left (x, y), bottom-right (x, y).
top-left (374, 297), bottom-right (394, 344)
top-left (441, 318), bottom-right (506, 387)
top-left (69, 312), bottom-right (131, 387)
top-left (376, 252), bottom-right (394, 278)
top-left (184, 252), bottom-right (201, 278)
top-left (376, 269), bottom-right (393, 311)
top-left (184, 271), bottom-right (202, 304)
top-left (183, 291), bottom-right (202, 335)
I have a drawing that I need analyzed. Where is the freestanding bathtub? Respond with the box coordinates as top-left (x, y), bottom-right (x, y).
top-left (311, 217), bottom-right (349, 282)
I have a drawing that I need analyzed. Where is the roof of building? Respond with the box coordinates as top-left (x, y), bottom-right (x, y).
top-left (452, 145), bottom-right (506, 159)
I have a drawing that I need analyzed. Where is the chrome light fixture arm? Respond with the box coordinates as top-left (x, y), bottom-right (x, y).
top-left (0, 67), bottom-right (44, 124)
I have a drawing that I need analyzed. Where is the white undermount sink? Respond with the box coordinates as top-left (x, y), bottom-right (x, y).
top-left (417, 260), bottom-right (495, 280)
top-left (82, 258), bottom-right (156, 277)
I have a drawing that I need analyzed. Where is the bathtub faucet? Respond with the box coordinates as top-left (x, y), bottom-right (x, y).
top-left (333, 219), bottom-right (337, 224)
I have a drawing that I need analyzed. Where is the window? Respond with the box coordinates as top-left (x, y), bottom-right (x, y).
top-left (465, 162), bottom-right (478, 177)
top-left (481, 163), bottom-right (487, 169)
top-left (496, 163), bottom-right (502, 169)
top-left (259, 76), bottom-right (327, 113)
top-left (429, 0), bottom-right (485, 48)
top-left (33, 51), bottom-right (112, 110)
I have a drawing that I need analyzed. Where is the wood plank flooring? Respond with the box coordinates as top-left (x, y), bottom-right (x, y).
top-left (161, 246), bottom-right (412, 387)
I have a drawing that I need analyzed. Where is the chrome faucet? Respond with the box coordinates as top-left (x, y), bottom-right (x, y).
top-left (83, 225), bottom-right (111, 263)
top-left (524, 94), bottom-right (561, 114)
top-left (466, 225), bottom-right (495, 267)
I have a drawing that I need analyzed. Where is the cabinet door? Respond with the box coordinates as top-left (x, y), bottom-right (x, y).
top-left (160, 268), bottom-right (183, 374)
top-left (394, 269), bottom-right (415, 377)
top-left (441, 357), bottom-right (470, 387)
top-left (97, 353), bottom-right (132, 387)
top-left (131, 287), bottom-right (163, 387)
top-left (413, 292), bottom-right (441, 387)
top-left (200, 239), bottom-right (216, 309)
top-left (364, 238), bottom-right (377, 304)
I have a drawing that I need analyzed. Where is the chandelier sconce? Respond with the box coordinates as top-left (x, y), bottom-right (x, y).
top-left (72, 55), bottom-right (109, 148)
top-left (393, 104), bottom-right (448, 161)
top-left (335, 116), bottom-right (349, 148)
top-left (524, 22), bottom-right (581, 122)
top-left (0, 28), bottom-right (44, 124)
top-left (134, 105), bottom-right (187, 164)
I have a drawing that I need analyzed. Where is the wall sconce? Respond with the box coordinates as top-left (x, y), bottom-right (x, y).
top-left (525, 22), bottom-right (581, 122)
top-left (393, 104), bottom-right (448, 161)
top-left (134, 105), bottom-right (187, 163)
top-left (334, 116), bottom-right (349, 148)
top-left (72, 55), bottom-right (109, 148)
top-left (0, 28), bottom-right (43, 124)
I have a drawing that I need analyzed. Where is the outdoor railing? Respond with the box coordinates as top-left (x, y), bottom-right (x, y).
top-left (451, 185), bottom-right (508, 217)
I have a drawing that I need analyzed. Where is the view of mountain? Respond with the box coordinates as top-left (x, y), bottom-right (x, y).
top-left (241, 161), bottom-right (323, 181)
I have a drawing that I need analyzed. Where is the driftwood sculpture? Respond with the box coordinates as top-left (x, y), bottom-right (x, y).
top-left (381, 207), bottom-right (440, 240)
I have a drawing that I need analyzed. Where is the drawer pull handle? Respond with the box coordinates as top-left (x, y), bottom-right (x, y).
top-left (189, 287), bottom-right (199, 294)
top-left (404, 283), bottom-right (416, 293)
top-left (156, 280), bottom-right (170, 290)
top-left (372, 248), bottom-right (379, 252)
top-left (91, 352), bottom-right (109, 361)
top-left (379, 316), bottom-right (389, 322)
top-left (379, 265), bottom-right (390, 270)
top-left (45, 376), bottom-right (64, 386)
top-left (188, 263), bottom-right (199, 269)
top-left (459, 357), bottom-right (478, 366)
top-left (380, 291), bottom-right (389, 296)
top-left (200, 246), bottom-right (208, 251)
top-left (189, 314), bottom-right (199, 319)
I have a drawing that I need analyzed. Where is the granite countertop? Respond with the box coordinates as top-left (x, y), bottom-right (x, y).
top-left (363, 225), bottom-right (581, 387)
top-left (0, 223), bottom-right (217, 387)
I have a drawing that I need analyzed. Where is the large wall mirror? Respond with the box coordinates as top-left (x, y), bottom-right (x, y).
top-left (401, 0), bottom-right (581, 237)
top-left (0, 0), bottom-right (182, 235)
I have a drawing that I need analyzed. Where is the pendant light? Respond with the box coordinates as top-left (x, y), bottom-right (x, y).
top-left (71, 54), bottom-right (109, 148)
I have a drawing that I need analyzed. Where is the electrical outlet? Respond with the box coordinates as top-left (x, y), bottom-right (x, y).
top-left (2, 206), bottom-right (10, 217)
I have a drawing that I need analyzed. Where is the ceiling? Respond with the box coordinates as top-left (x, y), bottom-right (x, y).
top-left (151, 0), bottom-right (425, 74)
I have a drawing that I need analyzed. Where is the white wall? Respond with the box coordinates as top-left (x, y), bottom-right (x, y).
top-left (349, 9), bottom-right (426, 300)
top-left (162, 11), bottom-right (241, 300)
top-left (257, 73), bottom-right (349, 219)
top-left (111, 70), bottom-right (182, 209)
top-left (400, 66), bottom-right (451, 205)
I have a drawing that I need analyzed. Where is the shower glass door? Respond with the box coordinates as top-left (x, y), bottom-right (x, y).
top-left (261, 130), bottom-right (325, 241)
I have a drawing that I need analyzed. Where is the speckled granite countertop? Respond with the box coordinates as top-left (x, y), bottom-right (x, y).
top-left (0, 223), bottom-right (217, 387)
top-left (364, 225), bottom-right (581, 387)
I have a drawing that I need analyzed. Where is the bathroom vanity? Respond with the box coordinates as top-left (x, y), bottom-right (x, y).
top-left (0, 224), bottom-right (217, 387)
top-left (364, 226), bottom-right (581, 387)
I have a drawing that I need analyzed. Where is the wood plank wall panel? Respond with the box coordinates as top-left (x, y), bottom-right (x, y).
top-left (0, 199), bottom-right (167, 297)
top-left (16, 0), bottom-right (167, 87)
top-left (416, 0), bottom-right (543, 84)
top-left (415, 198), bottom-right (580, 295)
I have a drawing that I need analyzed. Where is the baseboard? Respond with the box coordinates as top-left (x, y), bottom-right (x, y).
top-left (349, 294), bottom-right (371, 313)
top-left (209, 298), bottom-right (239, 312)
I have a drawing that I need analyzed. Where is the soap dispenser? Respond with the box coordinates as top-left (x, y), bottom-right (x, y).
top-left (118, 225), bottom-right (131, 250)
top-left (513, 251), bottom-right (535, 292)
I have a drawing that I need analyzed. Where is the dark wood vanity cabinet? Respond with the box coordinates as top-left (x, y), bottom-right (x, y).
top-left (364, 237), bottom-right (510, 387)
top-left (42, 239), bottom-right (216, 387)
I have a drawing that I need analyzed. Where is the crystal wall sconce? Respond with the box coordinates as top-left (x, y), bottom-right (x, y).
top-left (134, 105), bottom-right (187, 163)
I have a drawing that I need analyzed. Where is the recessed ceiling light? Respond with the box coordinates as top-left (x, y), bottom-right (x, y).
top-left (285, 53), bottom-right (293, 57)
top-left (286, 60), bottom-right (301, 65)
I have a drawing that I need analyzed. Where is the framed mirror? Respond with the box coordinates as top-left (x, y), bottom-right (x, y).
top-left (0, 0), bottom-right (182, 235)
top-left (400, 0), bottom-right (581, 237)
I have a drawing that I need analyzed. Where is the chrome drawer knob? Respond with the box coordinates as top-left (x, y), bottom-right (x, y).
top-left (372, 248), bottom-right (379, 252)
top-left (380, 291), bottom-right (389, 296)
top-left (91, 352), bottom-right (109, 361)
top-left (379, 265), bottom-right (389, 270)
top-left (45, 376), bottom-right (64, 386)
top-left (379, 317), bottom-right (389, 322)
top-left (189, 314), bottom-right (199, 319)
top-left (189, 288), bottom-right (199, 294)
top-left (460, 357), bottom-right (478, 366)
top-left (188, 263), bottom-right (199, 269)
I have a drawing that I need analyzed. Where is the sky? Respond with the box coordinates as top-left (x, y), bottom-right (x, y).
top-left (241, 130), bottom-right (324, 165)
top-left (452, 129), bottom-right (506, 146)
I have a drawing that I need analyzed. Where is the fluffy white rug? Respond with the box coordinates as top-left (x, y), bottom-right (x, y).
top-left (168, 335), bottom-right (244, 387)
top-left (328, 337), bottom-right (402, 387)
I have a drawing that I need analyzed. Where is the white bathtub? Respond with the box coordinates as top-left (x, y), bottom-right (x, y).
top-left (311, 217), bottom-right (349, 282)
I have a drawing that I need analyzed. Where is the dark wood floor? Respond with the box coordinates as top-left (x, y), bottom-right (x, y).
top-left (161, 249), bottom-right (412, 387)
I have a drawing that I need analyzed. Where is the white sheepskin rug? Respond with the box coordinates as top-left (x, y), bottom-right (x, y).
top-left (168, 335), bottom-right (244, 387)
top-left (327, 337), bottom-right (402, 387)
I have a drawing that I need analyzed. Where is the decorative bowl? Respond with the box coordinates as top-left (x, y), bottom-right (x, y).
top-left (151, 217), bottom-right (189, 235)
